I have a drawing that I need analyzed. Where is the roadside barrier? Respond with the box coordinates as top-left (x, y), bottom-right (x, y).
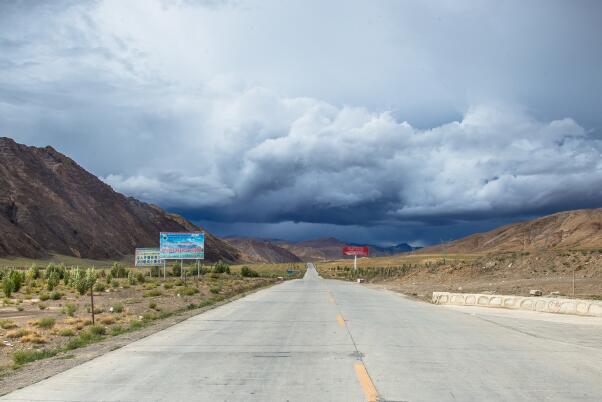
top-left (432, 292), bottom-right (602, 317)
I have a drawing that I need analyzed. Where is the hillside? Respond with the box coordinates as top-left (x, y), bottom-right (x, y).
top-left (225, 237), bottom-right (302, 263)
top-left (421, 208), bottom-right (602, 254)
top-left (0, 137), bottom-right (239, 262)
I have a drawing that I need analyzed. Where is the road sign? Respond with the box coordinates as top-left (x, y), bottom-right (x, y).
top-left (135, 248), bottom-right (162, 267)
top-left (160, 232), bottom-right (205, 260)
top-left (342, 246), bottom-right (369, 256)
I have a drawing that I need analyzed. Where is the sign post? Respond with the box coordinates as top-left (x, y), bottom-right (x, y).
top-left (342, 246), bottom-right (369, 270)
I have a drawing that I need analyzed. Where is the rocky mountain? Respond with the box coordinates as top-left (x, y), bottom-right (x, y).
top-left (0, 137), bottom-right (239, 262)
top-left (420, 208), bottom-right (602, 254)
top-left (224, 237), bottom-right (302, 264)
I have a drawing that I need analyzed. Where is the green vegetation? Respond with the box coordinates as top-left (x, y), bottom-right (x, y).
top-left (240, 266), bottom-right (259, 278)
top-left (58, 327), bottom-right (75, 337)
top-left (36, 317), bottom-right (55, 329)
top-left (13, 349), bottom-right (58, 367)
top-left (63, 302), bottom-right (77, 316)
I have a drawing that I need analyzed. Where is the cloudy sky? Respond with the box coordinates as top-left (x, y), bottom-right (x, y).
top-left (1, 0), bottom-right (601, 246)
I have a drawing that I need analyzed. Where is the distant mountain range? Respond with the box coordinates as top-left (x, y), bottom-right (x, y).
top-left (226, 236), bottom-right (420, 263)
top-left (419, 208), bottom-right (602, 254)
top-left (0, 137), bottom-right (239, 262)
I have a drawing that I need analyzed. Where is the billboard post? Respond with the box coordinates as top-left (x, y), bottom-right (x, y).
top-left (342, 246), bottom-right (369, 271)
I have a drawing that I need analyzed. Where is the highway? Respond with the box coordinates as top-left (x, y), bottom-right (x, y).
top-left (3, 264), bottom-right (602, 401)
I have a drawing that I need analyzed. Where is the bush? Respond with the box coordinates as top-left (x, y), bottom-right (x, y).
top-left (135, 272), bottom-right (145, 284)
top-left (88, 325), bottom-right (106, 336)
top-left (106, 272), bottom-right (113, 285)
top-left (39, 293), bottom-right (50, 301)
top-left (72, 268), bottom-right (97, 295)
top-left (27, 264), bottom-right (41, 280)
top-left (149, 301), bottom-right (157, 309)
top-left (58, 327), bottom-right (75, 337)
top-left (172, 263), bottom-right (181, 277)
top-left (13, 349), bottom-right (58, 366)
top-left (36, 317), bottom-right (55, 329)
top-left (2, 270), bottom-right (24, 297)
top-left (99, 315), bottom-right (115, 325)
top-left (240, 266), bottom-right (259, 278)
top-left (7, 328), bottom-right (30, 338)
top-left (110, 263), bottom-right (128, 279)
top-left (47, 271), bottom-right (60, 291)
top-left (94, 283), bottom-right (106, 292)
top-left (163, 282), bottom-right (173, 290)
top-left (127, 270), bottom-right (136, 286)
top-left (112, 303), bottom-right (124, 313)
top-left (210, 287), bottom-right (221, 294)
top-left (39, 303), bottom-right (47, 310)
top-left (0, 319), bottom-right (17, 329)
top-left (110, 325), bottom-right (125, 336)
top-left (63, 302), bottom-right (77, 316)
top-left (45, 263), bottom-right (66, 280)
top-left (63, 269), bottom-right (71, 286)
top-left (180, 287), bottom-right (199, 296)
top-left (50, 291), bottom-right (62, 300)
top-left (212, 261), bottom-right (230, 274)
top-left (129, 320), bottom-right (144, 330)
top-left (144, 289), bottom-right (162, 298)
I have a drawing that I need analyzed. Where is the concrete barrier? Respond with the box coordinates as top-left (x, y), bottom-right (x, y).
top-left (432, 292), bottom-right (602, 317)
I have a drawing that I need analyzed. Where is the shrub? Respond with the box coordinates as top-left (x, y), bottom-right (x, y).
top-left (45, 263), bottom-right (65, 280)
top-left (127, 270), bottom-right (136, 286)
top-left (144, 289), bottom-right (162, 298)
top-left (0, 319), bottom-right (17, 329)
top-left (110, 325), bottom-right (125, 336)
top-left (39, 293), bottom-right (50, 301)
top-left (88, 325), bottom-right (106, 336)
top-left (63, 269), bottom-right (71, 286)
top-left (47, 271), bottom-right (60, 291)
top-left (180, 287), bottom-right (199, 296)
top-left (213, 261), bottom-right (230, 274)
top-left (106, 272), bottom-right (113, 285)
top-left (240, 266), bottom-right (259, 278)
top-left (2, 270), bottom-right (24, 297)
top-left (50, 291), bottom-right (62, 300)
top-left (163, 282), bottom-right (173, 290)
top-left (110, 263), bottom-right (128, 278)
top-left (112, 303), bottom-right (124, 313)
top-left (13, 349), bottom-right (58, 366)
top-left (99, 315), bottom-right (115, 325)
top-left (94, 283), bottom-right (106, 292)
top-left (135, 272), bottom-right (145, 284)
top-left (27, 264), bottom-right (41, 280)
top-left (129, 320), bottom-right (143, 330)
top-left (149, 301), bottom-right (157, 309)
top-left (63, 302), bottom-right (77, 316)
top-left (210, 287), bottom-right (221, 294)
top-left (36, 317), bottom-right (55, 329)
top-left (172, 263), bottom-right (182, 277)
top-left (7, 328), bottom-right (30, 338)
top-left (39, 303), bottom-right (47, 310)
top-left (72, 268), bottom-right (97, 295)
top-left (58, 327), bottom-right (75, 337)
top-left (111, 280), bottom-right (119, 288)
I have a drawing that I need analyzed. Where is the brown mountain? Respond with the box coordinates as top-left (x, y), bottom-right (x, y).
top-left (421, 208), bottom-right (602, 254)
top-left (225, 237), bottom-right (302, 263)
top-left (274, 237), bottom-right (347, 261)
top-left (0, 137), bottom-right (239, 262)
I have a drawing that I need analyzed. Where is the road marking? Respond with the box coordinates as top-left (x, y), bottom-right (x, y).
top-left (354, 362), bottom-right (378, 402)
top-left (336, 314), bottom-right (345, 327)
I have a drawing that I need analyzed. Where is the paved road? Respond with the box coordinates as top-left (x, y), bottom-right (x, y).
top-left (3, 264), bottom-right (602, 401)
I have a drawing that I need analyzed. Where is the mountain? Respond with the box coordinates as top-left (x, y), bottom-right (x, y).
top-left (268, 238), bottom-right (419, 261)
top-left (0, 137), bottom-right (239, 262)
top-left (224, 237), bottom-right (302, 264)
top-left (420, 208), bottom-right (602, 254)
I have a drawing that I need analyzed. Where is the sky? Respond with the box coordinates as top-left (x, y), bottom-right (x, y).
top-left (1, 0), bottom-right (601, 246)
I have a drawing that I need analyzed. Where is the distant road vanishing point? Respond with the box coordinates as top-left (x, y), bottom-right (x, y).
top-left (3, 264), bottom-right (602, 401)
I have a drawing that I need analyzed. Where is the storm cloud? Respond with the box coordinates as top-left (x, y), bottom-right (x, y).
top-left (1, 0), bottom-right (601, 245)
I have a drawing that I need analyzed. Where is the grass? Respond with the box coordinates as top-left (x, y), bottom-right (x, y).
top-left (143, 289), bottom-right (162, 297)
top-left (58, 327), bottom-right (75, 337)
top-left (0, 319), bottom-right (17, 329)
top-left (13, 349), bottom-right (58, 367)
top-left (36, 317), bottom-right (56, 329)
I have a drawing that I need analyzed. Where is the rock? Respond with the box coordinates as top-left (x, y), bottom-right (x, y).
top-left (357, 278), bottom-right (365, 283)
top-left (529, 289), bottom-right (543, 296)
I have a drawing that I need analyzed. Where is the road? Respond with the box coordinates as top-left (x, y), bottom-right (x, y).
top-left (3, 264), bottom-right (602, 401)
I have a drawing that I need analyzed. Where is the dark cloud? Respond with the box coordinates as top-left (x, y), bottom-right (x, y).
top-left (1, 0), bottom-right (601, 245)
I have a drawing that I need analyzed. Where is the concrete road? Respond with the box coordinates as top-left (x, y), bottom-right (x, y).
top-left (3, 264), bottom-right (602, 401)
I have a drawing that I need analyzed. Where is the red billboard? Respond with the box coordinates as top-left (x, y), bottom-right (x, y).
top-left (342, 246), bottom-right (369, 256)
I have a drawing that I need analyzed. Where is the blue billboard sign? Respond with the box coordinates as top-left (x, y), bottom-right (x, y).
top-left (160, 232), bottom-right (205, 260)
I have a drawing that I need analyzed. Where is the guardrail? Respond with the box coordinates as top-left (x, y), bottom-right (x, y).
top-left (432, 292), bottom-right (602, 317)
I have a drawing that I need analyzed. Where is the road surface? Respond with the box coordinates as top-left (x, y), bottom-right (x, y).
top-left (3, 264), bottom-right (602, 401)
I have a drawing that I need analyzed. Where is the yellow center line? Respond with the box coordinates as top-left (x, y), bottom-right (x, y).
top-left (354, 362), bottom-right (379, 402)
top-left (336, 314), bottom-right (345, 327)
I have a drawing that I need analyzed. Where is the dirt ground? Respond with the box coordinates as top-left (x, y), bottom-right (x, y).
top-left (316, 250), bottom-right (602, 302)
top-left (0, 263), bottom-right (303, 377)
